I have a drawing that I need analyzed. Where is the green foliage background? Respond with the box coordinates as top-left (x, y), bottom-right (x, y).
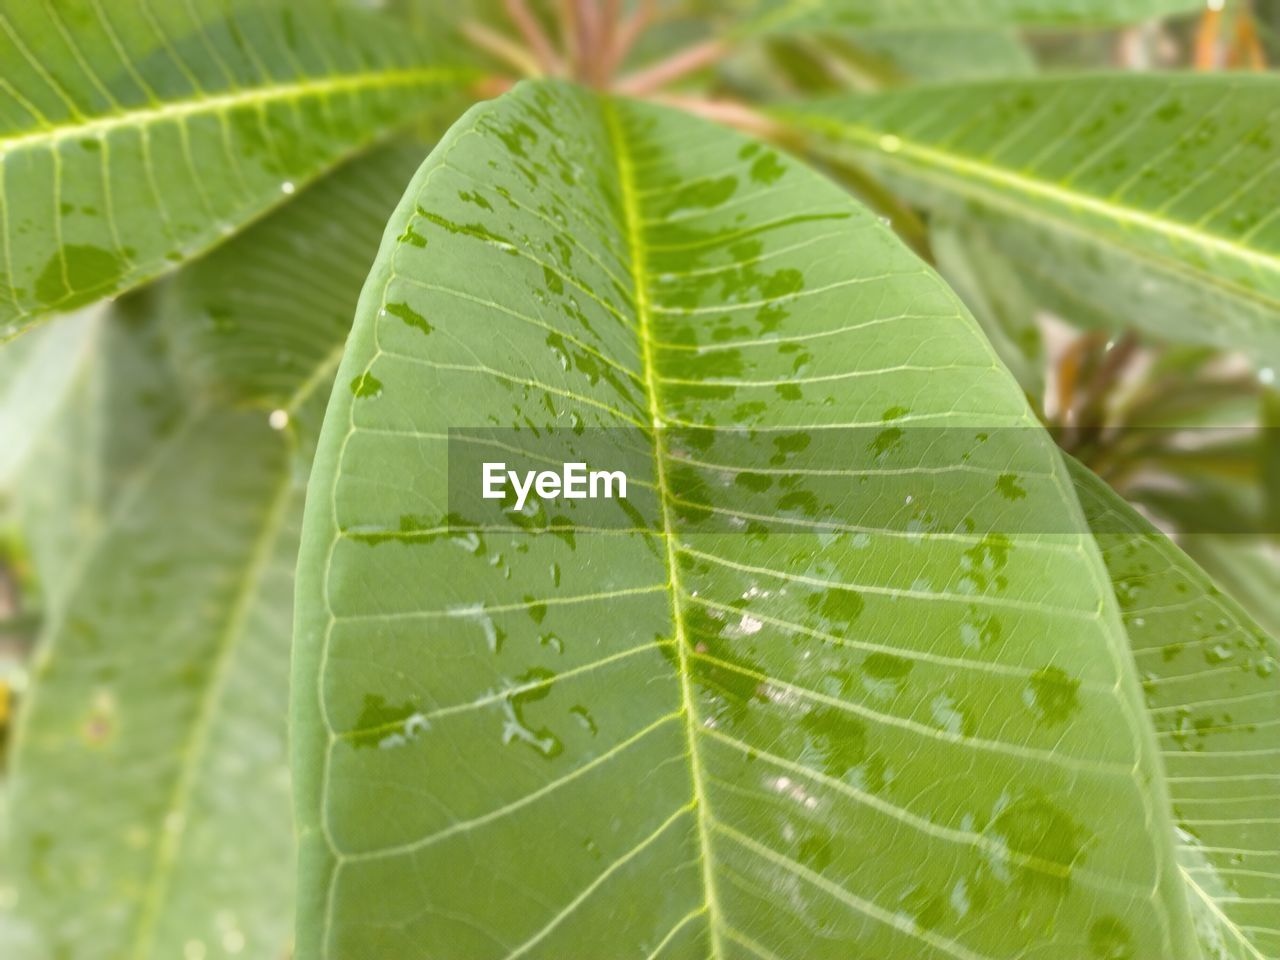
top-left (0, 2), bottom-right (1276, 959)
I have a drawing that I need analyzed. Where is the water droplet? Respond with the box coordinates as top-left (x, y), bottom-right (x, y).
top-left (995, 474), bottom-right (1027, 501)
top-left (539, 632), bottom-right (563, 654)
top-left (500, 669), bottom-right (563, 758)
top-left (280, 180), bottom-right (295, 195)
top-left (1205, 643), bottom-right (1233, 664)
top-left (930, 692), bottom-right (971, 736)
top-left (570, 705), bottom-right (597, 736)
top-left (1023, 666), bottom-right (1081, 726)
top-left (1089, 916), bottom-right (1135, 959)
top-left (268, 409), bottom-right (289, 430)
top-left (349, 372), bottom-right (383, 399)
top-left (448, 603), bottom-right (503, 653)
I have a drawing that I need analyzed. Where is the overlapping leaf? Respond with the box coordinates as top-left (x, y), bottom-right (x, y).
top-left (1071, 460), bottom-right (1280, 960)
top-left (7, 143), bottom-right (421, 960)
top-left (0, 0), bottom-right (468, 339)
top-left (931, 220), bottom-right (1046, 398)
top-left (10, 404), bottom-right (300, 960)
top-left (293, 80), bottom-right (1195, 958)
top-left (747, 0), bottom-right (1207, 33)
top-left (781, 75), bottom-right (1280, 361)
top-left (1183, 536), bottom-right (1280, 640)
top-left (160, 140), bottom-right (427, 427)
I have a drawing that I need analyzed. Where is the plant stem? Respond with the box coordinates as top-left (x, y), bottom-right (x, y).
top-left (462, 21), bottom-right (544, 76)
top-left (504, 0), bottom-right (565, 75)
top-left (608, 0), bottom-right (656, 74)
top-left (648, 93), bottom-right (777, 137)
top-left (616, 40), bottom-right (727, 94)
top-left (1195, 8), bottom-right (1223, 70)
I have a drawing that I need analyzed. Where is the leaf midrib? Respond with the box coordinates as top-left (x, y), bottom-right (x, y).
top-left (603, 96), bottom-right (726, 958)
top-left (0, 67), bottom-right (466, 156)
top-left (795, 115), bottom-right (1280, 309)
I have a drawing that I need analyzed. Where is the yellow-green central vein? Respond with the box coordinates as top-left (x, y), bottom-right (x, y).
top-left (790, 115), bottom-right (1280, 303)
top-left (0, 67), bottom-right (469, 157)
top-left (603, 96), bottom-right (726, 959)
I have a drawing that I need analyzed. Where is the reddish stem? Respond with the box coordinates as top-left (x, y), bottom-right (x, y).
top-left (462, 21), bottom-right (542, 76)
top-left (504, 0), bottom-right (565, 75)
top-left (615, 40), bottom-right (727, 95)
top-left (648, 94), bottom-right (779, 139)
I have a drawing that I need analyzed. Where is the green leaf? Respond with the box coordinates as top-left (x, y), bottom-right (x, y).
top-left (293, 79), bottom-right (1195, 958)
top-left (781, 75), bottom-right (1280, 361)
top-left (0, 307), bottom-right (97, 491)
top-left (931, 220), bottom-right (1046, 399)
top-left (1180, 536), bottom-right (1280, 640)
top-left (1070, 459), bottom-right (1280, 960)
top-left (758, 30), bottom-right (1033, 98)
top-left (850, 29), bottom-right (1035, 83)
top-left (10, 404), bottom-right (300, 960)
top-left (7, 141), bottom-right (416, 959)
top-left (0, 0), bottom-right (470, 339)
top-left (747, 0), bottom-right (1207, 33)
top-left (1, 297), bottom-right (185, 608)
top-left (159, 140), bottom-right (428, 418)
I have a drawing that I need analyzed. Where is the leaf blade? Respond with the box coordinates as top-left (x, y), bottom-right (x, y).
top-left (781, 75), bottom-right (1280, 360)
top-left (10, 405), bottom-right (299, 960)
top-left (0, 0), bottom-right (469, 337)
top-left (294, 79), bottom-right (1197, 959)
top-left (747, 0), bottom-right (1207, 33)
top-left (1070, 459), bottom-right (1280, 960)
top-left (7, 142), bottom-right (418, 959)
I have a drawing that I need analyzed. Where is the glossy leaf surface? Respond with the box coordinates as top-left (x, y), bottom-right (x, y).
top-left (0, 0), bottom-right (468, 338)
top-left (747, 0), bottom-right (1206, 33)
top-left (782, 75), bottom-right (1280, 361)
top-left (294, 80), bottom-right (1194, 958)
top-left (1071, 461), bottom-right (1280, 960)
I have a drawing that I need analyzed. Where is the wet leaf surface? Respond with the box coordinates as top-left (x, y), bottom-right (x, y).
top-left (293, 81), bottom-right (1197, 959)
top-left (0, 0), bottom-right (469, 339)
top-left (782, 75), bottom-right (1280, 362)
top-left (1072, 459), bottom-right (1280, 960)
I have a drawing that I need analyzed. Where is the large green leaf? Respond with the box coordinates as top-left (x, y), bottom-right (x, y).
top-left (0, 0), bottom-right (468, 339)
top-left (7, 143), bottom-right (418, 959)
top-left (10, 408), bottom-right (301, 960)
top-left (293, 79), bottom-right (1196, 958)
top-left (746, 0), bottom-right (1207, 33)
top-left (852, 29), bottom-right (1035, 83)
top-left (160, 140), bottom-right (427, 426)
top-left (781, 75), bottom-right (1280, 361)
top-left (1071, 460), bottom-right (1280, 960)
